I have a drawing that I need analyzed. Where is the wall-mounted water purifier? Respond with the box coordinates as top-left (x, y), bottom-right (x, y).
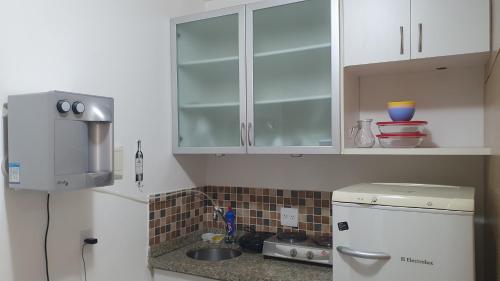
top-left (7, 91), bottom-right (114, 191)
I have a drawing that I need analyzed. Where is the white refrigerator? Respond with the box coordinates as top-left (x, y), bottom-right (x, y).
top-left (332, 183), bottom-right (475, 281)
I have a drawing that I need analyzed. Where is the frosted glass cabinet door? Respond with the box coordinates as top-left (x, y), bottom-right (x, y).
top-left (246, 0), bottom-right (340, 153)
top-left (172, 7), bottom-right (246, 154)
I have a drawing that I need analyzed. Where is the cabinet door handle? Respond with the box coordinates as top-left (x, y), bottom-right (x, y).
top-left (337, 246), bottom-right (391, 260)
top-left (400, 26), bottom-right (404, 55)
top-left (418, 23), bottom-right (423, 53)
top-left (248, 123), bottom-right (253, 146)
top-left (240, 122), bottom-right (246, 146)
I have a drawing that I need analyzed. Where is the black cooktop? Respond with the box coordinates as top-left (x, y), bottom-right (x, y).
top-left (276, 230), bottom-right (308, 243)
top-left (238, 231), bottom-right (274, 253)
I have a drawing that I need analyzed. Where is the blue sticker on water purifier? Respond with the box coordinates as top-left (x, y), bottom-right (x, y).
top-left (8, 163), bottom-right (20, 184)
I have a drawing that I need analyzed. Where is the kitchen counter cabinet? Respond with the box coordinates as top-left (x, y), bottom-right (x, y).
top-left (155, 270), bottom-right (217, 281)
top-left (150, 240), bottom-right (332, 281)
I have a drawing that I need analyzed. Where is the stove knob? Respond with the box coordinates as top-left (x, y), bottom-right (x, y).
top-left (289, 249), bottom-right (297, 257)
top-left (56, 100), bottom-right (71, 113)
top-left (306, 251), bottom-right (314, 260)
top-left (72, 101), bottom-right (85, 114)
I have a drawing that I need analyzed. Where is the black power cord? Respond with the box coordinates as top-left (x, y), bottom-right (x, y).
top-left (45, 193), bottom-right (50, 281)
top-left (82, 238), bottom-right (98, 281)
top-left (81, 244), bottom-right (87, 281)
top-left (45, 193), bottom-right (98, 281)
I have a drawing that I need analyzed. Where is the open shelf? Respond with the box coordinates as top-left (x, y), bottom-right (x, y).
top-left (179, 56), bottom-right (239, 67)
top-left (342, 65), bottom-right (488, 156)
top-left (342, 147), bottom-right (491, 156)
top-left (254, 43), bottom-right (330, 58)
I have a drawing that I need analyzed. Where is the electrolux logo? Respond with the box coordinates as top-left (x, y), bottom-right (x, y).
top-left (400, 256), bottom-right (434, 266)
top-left (57, 180), bottom-right (69, 186)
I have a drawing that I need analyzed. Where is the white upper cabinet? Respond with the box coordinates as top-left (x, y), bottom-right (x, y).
top-left (410, 0), bottom-right (490, 59)
top-left (343, 0), bottom-right (411, 66)
top-left (343, 0), bottom-right (490, 67)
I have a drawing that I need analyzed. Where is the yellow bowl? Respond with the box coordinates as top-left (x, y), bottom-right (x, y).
top-left (210, 234), bottom-right (224, 243)
top-left (388, 101), bottom-right (416, 108)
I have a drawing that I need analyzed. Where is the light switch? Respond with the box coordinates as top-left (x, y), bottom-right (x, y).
top-left (281, 207), bottom-right (298, 227)
top-left (113, 145), bottom-right (123, 180)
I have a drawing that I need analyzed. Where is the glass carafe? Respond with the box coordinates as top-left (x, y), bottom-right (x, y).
top-left (351, 119), bottom-right (375, 148)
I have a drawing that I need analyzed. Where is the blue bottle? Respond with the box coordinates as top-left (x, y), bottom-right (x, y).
top-left (225, 206), bottom-right (235, 239)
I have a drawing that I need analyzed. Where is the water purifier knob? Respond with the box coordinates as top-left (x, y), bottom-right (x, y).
top-left (72, 101), bottom-right (85, 114)
top-left (56, 100), bottom-right (71, 113)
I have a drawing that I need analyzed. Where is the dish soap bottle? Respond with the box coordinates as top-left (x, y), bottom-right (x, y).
top-left (225, 206), bottom-right (235, 243)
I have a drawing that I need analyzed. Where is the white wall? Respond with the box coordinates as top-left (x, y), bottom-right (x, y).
top-left (485, 57), bottom-right (500, 281)
top-left (484, 1), bottom-right (500, 280)
top-left (205, 155), bottom-right (484, 190)
top-left (0, 0), bottom-right (205, 280)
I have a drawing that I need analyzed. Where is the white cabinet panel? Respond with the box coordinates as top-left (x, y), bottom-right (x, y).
top-left (343, 0), bottom-right (411, 66)
top-left (411, 0), bottom-right (489, 59)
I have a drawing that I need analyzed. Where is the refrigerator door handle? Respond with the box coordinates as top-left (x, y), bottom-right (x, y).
top-left (337, 246), bottom-right (391, 260)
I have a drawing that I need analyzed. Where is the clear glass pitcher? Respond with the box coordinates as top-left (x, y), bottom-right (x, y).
top-left (351, 119), bottom-right (375, 148)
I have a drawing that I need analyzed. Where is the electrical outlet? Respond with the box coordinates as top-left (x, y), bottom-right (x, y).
top-left (280, 207), bottom-right (298, 227)
top-left (80, 229), bottom-right (94, 243)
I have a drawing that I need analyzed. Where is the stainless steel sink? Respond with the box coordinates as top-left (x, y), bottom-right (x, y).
top-left (186, 248), bottom-right (242, 261)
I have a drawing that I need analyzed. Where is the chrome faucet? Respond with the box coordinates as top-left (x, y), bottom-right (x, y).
top-left (157, 189), bottom-right (234, 241)
top-left (213, 207), bottom-right (233, 243)
top-left (159, 189), bottom-right (233, 241)
top-left (213, 206), bottom-right (226, 223)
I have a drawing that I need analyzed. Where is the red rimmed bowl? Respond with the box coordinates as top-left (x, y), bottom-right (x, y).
top-left (377, 133), bottom-right (427, 148)
top-left (377, 121), bottom-right (428, 134)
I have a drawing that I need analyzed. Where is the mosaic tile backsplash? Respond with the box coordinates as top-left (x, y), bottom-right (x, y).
top-left (148, 188), bottom-right (205, 246)
top-left (149, 186), bottom-right (332, 246)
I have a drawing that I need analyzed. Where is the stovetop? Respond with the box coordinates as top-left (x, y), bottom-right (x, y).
top-left (265, 235), bottom-right (332, 249)
top-left (276, 231), bottom-right (308, 243)
top-left (238, 231), bottom-right (274, 253)
top-left (262, 232), bottom-right (333, 265)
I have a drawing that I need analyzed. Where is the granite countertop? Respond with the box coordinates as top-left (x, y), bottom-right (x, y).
top-left (149, 236), bottom-right (332, 281)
